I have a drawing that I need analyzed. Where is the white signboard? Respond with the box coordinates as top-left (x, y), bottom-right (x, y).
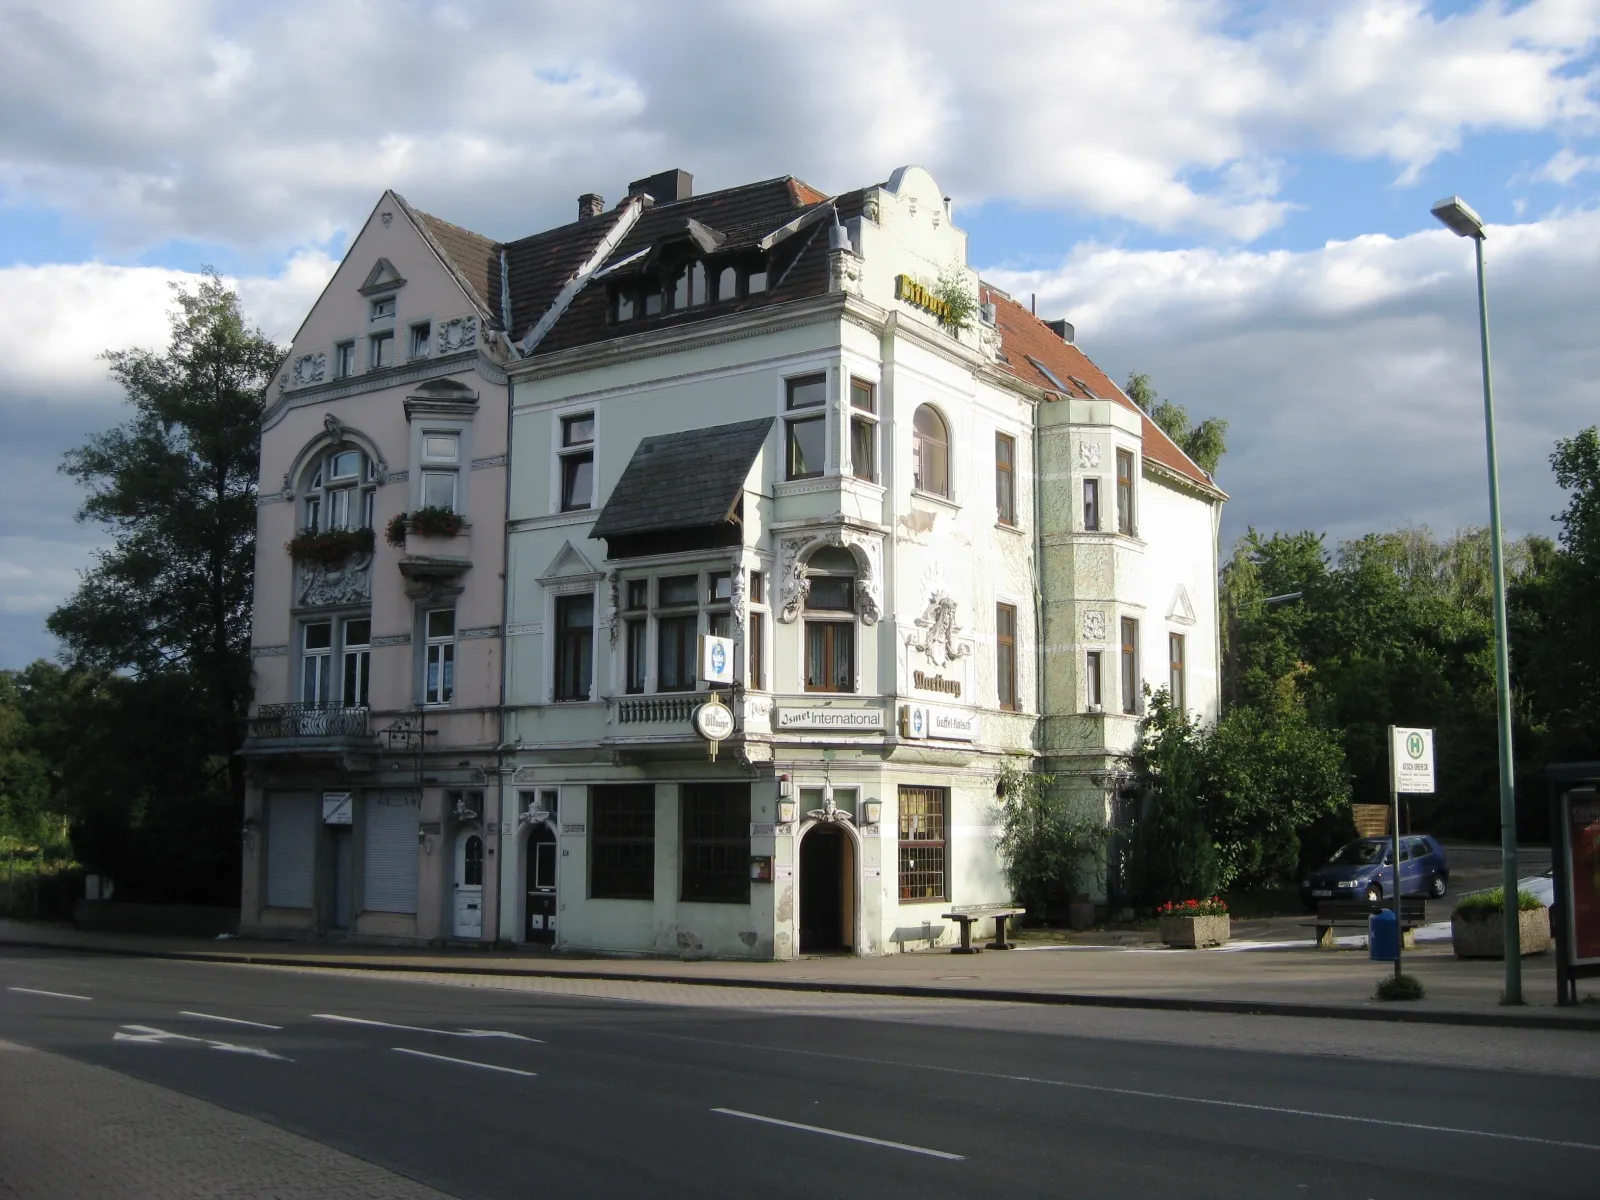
top-left (900, 704), bottom-right (977, 742)
top-left (694, 698), bottom-right (736, 742)
top-left (321, 792), bottom-right (353, 825)
top-left (775, 707), bottom-right (886, 731)
top-left (700, 635), bottom-right (735, 685)
top-left (1391, 727), bottom-right (1436, 794)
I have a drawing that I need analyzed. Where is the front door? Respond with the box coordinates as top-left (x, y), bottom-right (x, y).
top-left (800, 823), bottom-right (851, 954)
top-left (453, 830), bottom-right (484, 939)
top-left (525, 824), bottom-right (557, 944)
top-left (329, 827), bottom-right (353, 929)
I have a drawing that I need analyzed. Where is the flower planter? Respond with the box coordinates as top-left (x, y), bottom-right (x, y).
top-left (404, 528), bottom-right (470, 560)
top-left (1158, 913), bottom-right (1230, 949)
top-left (1450, 906), bottom-right (1551, 959)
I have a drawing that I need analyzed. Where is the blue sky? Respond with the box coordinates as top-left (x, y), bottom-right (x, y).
top-left (1, 0), bottom-right (1598, 667)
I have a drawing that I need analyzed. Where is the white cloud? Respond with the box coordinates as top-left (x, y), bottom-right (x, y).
top-left (985, 206), bottom-right (1600, 546)
top-left (1, 0), bottom-right (1596, 250)
top-left (1535, 146), bottom-right (1600, 183)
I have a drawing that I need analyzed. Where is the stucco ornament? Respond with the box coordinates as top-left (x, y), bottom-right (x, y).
top-left (806, 794), bottom-right (854, 824)
top-left (908, 592), bottom-right (970, 667)
top-left (775, 537), bottom-right (812, 623)
top-left (602, 571), bottom-right (620, 646)
top-left (298, 553), bottom-right (372, 608)
top-left (323, 413), bottom-right (345, 440)
top-left (776, 531), bottom-right (881, 625)
top-left (437, 316), bottom-right (478, 354)
top-left (1082, 610), bottom-right (1107, 641)
top-left (1078, 439), bottom-right (1102, 469)
top-left (730, 567), bottom-right (747, 637)
top-left (291, 353), bottom-right (326, 387)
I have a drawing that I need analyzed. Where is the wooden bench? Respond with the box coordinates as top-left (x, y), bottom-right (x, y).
top-left (1305, 898), bottom-right (1427, 948)
top-left (941, 904), bottom-right (1026, 954)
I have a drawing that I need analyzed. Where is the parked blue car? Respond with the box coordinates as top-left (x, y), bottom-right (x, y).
top-left (1301, 835), bottom-right (1449, 909)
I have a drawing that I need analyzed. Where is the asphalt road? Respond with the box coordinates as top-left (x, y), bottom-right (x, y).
top-left (2, 948), bottom-right (1597, 1199)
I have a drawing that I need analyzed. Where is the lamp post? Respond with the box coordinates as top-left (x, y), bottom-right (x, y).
top-left (1431, 195), bottom-right (1521, 1002)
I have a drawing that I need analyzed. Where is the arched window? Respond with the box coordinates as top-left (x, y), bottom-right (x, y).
top-left (912, 405), bottom-right (949, 497)
top-left (804, 547), bottom-right (857, 694)
top-left (301, 446), bottom-right (378, 531)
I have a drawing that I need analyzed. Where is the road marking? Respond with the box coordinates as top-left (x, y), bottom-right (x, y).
top-left (392, 1047), bottom-right (536, 1076)
top-left (112, 1024), bottom-right (292, 1062)
top-left (8, 987), bottom-right (91, 1001)
top-left (711, 1108), bottom-right (965, 1160)
top-left (312, 1013), bottom-right (543, 1042)
top-left (652, 1033), bottom-right (1600, 1156)
top-left (180, 1011), bottom-right (283, 1030)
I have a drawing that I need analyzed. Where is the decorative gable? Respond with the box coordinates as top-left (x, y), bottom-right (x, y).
top-left (1167, 584), bottom-right (1197, 626)
top-left (539, 540), bottom-right (600, 584)
top-left (359, 257), bottom-right (407, 296)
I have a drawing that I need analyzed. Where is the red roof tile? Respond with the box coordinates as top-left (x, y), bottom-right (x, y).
top-left (983, 287), bottom-right (1217, 492)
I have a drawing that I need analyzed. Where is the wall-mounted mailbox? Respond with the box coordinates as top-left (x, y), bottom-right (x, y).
top-left (749, 855), bottom-right (774, 882)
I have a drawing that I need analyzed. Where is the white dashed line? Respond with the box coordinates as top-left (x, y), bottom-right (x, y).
top-left (180, 1011), bottom-right (283, 1030)
top-left (312, 1013), bottom-right (543, 1041)
top-left (8, 987), bottom-right (91, 1001)
top-left (711, 1108), bottom-right (966, 1160)
top-left (392, 1048), bottom-right (536, 1076)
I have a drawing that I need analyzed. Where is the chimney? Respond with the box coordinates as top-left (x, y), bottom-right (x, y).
top-left (1046, 318), bottom-right (1075, 344)
top-left (627, 169), bottom-right (694, 204)
top-left (578, 193), bottom-right (604, 221)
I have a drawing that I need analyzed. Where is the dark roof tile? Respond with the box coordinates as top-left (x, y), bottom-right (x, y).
top-left (590, 417), bottom-right (775, 540)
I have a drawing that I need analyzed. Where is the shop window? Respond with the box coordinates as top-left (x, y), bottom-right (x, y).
top-left (590, 784), bottom-right (655, 900)
top-left (680, 783), bottom-right (750, 904)
top-left (898, 786), bottom-right (948, 901)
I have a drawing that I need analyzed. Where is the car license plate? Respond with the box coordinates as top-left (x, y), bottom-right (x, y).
top-left (1312, 889), bottom-right (1333, 897)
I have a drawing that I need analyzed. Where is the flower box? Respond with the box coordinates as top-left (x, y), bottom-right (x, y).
top-left (1451, 906), bottom-right (1551, 959)
top-left (1158, 913), bottom-right (1230, 948)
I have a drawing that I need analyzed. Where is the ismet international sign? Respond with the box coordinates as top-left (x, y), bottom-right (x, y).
top-left (1390, 727), bottom-right (1436, 794)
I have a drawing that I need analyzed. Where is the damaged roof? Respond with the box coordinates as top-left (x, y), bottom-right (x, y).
top-left (984, 287), bottom-right (1220, 493)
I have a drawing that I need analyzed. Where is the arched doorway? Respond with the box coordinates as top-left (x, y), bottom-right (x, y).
top-left (452, 828), bottom-right (484, 939)
top-left (799, 823), bottom-right (855, 954)
top-left (525, 823), bottom-right (558, 945)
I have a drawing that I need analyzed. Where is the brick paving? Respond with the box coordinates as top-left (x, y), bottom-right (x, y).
top-left (0, 1038), bottom-right (454, 1200)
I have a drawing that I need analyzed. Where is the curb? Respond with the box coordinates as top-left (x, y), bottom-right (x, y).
top-left (6, 936), bottom-right (1598, 1031)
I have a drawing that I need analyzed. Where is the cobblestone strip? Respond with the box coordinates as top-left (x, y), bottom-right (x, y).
top-left (0, 1038), bottom-right (456, 1200)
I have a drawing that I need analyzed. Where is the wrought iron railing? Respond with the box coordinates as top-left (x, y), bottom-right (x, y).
top-left (248, 702), bottom-right (370, 739)
top-left (615, 694), bottom-right (699, 725)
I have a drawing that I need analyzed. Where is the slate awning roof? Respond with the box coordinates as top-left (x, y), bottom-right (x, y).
top-left (590, 417), bottom-right (775, 541)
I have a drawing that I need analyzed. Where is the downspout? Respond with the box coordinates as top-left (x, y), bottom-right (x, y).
top-left (1031, 405), bottom-right (1047, 771)
top-left (494, 339), bottom-right (517, 945)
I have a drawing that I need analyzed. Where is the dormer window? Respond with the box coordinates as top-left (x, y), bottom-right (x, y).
top-left (608, 258), bottom-right (768, 325)
top-left (371, 296), bottom-right (396, 321)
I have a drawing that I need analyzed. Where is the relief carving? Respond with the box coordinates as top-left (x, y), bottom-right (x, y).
top-left (776, 537), bottom-right (810, 623)
top-left (1082, 610), bottom-right (1107, 641)
top-left (291, 353), bottom-right (326, 387)
top-left (602, 571), bottom-right (620, 647)
top-left (298, 553), bottom-right (372, 608)
top-left (437, 316), bottom-right (478, 354)
top-left (907, 592), bottom-right (969, 667)
top-left (1078, 439), bottom-right (1102, 470)
top-left (731, 567), bottom-right (747, 638)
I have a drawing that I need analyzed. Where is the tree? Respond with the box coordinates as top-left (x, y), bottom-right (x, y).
top-left (994, 762), bottom-right (1108, 920)
top-left (1124, 690), bottom-right (1220, 905)
top-left (45, 274), bottom-right (281, 897)
top-left (1125, 371), bottom-right (1229, 476)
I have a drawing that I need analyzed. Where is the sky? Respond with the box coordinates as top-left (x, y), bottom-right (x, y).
top-left (1, 0), bottom-right (1597, 667)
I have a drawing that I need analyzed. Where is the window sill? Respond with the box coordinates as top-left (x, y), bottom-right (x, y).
top-left (994, 520), bottom-right (1024, 536)
top-left (910, 488), bottom-right (959, 512)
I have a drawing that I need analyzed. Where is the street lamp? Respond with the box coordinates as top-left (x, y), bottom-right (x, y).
top-left (1431, 194), bottom-right (1522, 1002)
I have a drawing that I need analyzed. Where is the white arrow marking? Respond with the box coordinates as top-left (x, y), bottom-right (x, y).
top-left (113, 1024), bottom-right (290, 1061)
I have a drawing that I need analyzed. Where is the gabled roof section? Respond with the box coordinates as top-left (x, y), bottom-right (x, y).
top-left (397, 197), bottom-right (502, 326)
top-left (984, 287), bottom-right (1221, 494)
top-left (590, 417), bottom-right (775, 541)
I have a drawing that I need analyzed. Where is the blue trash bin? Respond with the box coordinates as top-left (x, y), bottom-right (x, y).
top-left (1369, 907), bottom-right (1399, 961)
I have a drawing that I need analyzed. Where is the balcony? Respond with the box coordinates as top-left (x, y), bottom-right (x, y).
top-left (241, 702), bottom-right (375, 758)
top-left (614, 694), bottom-right (698, 726)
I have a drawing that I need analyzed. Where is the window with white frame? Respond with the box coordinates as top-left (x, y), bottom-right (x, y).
top-left (334, 341), bottom-right (356, 379)
top-left (300, 616), bottom-right (371, 707)
top-left (409, 322), bottom-right (431, 359)
top-left (369, 330), bottom-right (394, 371)
top-left (616, 568), bottom-right (739, 695)
top-left (623, 578), bottom-right (648, 694)
top-left (559, 412), bottom-right (595, 512)
top-left (784, 374), bottom-right (826, 480)
top-left (553, 592), bottom-right (594, 701)
top-left (803, 547), bottom-right (856, 693)
top-left (370, 296), bottom-right (396, 322)
top-left (420, 432), bottom-right (460, 512)
top-left (747, 569), bottom-right (767, 690)
top-left (424, 609), bottom-right (455, 705)
top-left (849, 378), bottom-right (877, 482)
top-left (342, 618), bottom-right (371, 707)
top-left (301, 620), bottom-right (333, 704)
top-left (656, 574), bottom-right (698, 692)
top-left (301, 448), bottom-right (378, 532)
top-left (913, 405), bottom-right (950, 497)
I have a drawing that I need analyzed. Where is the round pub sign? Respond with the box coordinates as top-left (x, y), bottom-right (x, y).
top-left (694, 694), bottom-right (735, 743)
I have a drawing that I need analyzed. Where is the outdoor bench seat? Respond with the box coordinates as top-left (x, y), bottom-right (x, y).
top-left (940, 904), bottom-right (1026, 954)
top-left (1303, 898), bottom-right (1427, 948)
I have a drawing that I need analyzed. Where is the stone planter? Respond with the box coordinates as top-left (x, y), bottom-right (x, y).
top-left (404, 528), bottom-right (470, 561)
top-left (1158, 913), bottom-right (1230, 948)
top-left (1451, 906), bottom-right (1551, 959)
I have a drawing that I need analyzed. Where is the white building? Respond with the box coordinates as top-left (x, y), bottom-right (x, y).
top-left (239, 165), bottom-right (1224, 955)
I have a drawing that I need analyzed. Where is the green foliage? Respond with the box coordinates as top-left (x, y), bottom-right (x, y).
top-left (934, 263), bottom-right (978, 330)
top-left (0, 672), bottom-right (54, 843)
top-left (1454, 887), bottom-right (1544, 916)
top-left (994, 763), bottom-right (1108, 919)
top-left (403, 506), bottom-right (465, 539)
top-left (1125, 372), bottom-right (1229, 476)
top-left (1374, 972), bottom-right (1425, 1001)
top-left (1124, 690), bottom-right (1221, 905)
top-left (287, 525), bottom-right (376, 566)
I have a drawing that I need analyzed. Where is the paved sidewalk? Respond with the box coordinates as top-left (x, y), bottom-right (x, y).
top-left (0, 1037), bottom-right (453, 1199)
top-left (2, 918), bottom-right (1593, 1029)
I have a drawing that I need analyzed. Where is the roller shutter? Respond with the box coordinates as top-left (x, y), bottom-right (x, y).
top-left (265, 793), bottom-right (315, 909)
top-left (363, 794), bottom-right (420, 914)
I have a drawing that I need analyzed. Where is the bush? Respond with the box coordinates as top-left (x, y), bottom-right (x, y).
top-left (1375, 972), bottom-right (1426, 1002)
top-left (995, 763), bottom-right (1108, 921)
top-left (1454, 887), bottom-right (1544, 916)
